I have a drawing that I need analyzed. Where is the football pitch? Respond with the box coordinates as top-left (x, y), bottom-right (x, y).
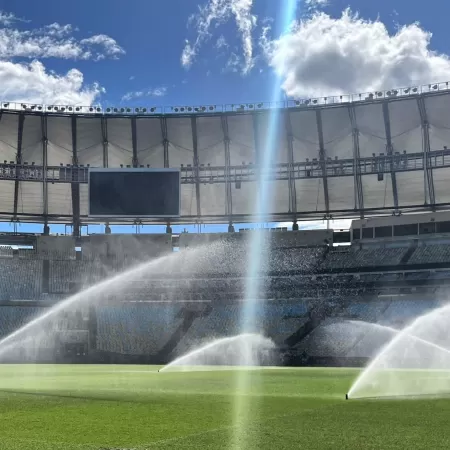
top-left (0, 365), bottom-right (450, 449)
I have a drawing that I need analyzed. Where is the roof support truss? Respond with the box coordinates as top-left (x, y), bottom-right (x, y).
top-left (348, 105), bottom-right (364, 216)
top-left (382, 101), bottom-right (399, 210)
top-left (71, 116), bottom-right (80, 237)
top-left (13, 113), bottom-right (24, 219)
top-left (221, 115), bottom-right (233, 221)
top-left (191, 116), bottom-right (201, 218)
top-left (160, 117), bottom-right (169, 168)
top-left (417, 96), bottom-right (435, 206)
top-left (285, 110), bottom-right (297, 218)
top-left (315, 109), bottom-right (330, 213)
top-left (41, 116), bottom-right (48, 221)
top-left (131, 117), bottom-right (138, 167)
top-left (101, 117), bottom-right (108, 168)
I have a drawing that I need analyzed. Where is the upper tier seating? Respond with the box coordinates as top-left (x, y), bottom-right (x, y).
top-left (323, 247), bottom-right (407, 270)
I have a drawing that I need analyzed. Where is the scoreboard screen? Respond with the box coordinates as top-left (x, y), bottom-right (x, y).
top-left (88, 169), bottom-right (180, 218)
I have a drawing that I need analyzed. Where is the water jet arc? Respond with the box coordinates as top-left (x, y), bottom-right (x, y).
top-left (160, 334), bottom-right (276, 372)
top-left (348, 304), bottom-right (450, 399)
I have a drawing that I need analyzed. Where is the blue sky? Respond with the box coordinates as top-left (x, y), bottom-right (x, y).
top-left (0, 0), bottom-right (449, 235)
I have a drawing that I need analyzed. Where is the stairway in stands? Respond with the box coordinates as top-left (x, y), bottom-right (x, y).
top-left (157, 305), bottom-right (212, 362)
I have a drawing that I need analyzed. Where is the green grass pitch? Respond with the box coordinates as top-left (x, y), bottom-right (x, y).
top-left (0, 365), bottom-right (449, 449)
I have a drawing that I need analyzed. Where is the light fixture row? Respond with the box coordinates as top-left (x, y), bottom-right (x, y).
top-left (0, 82), bottom-right (448, 116)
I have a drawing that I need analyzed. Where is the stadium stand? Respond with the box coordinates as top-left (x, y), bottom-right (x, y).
top-left (0, 260), bottom-right (42, 299)
top-left (2, 212), bottom-right (450, 366)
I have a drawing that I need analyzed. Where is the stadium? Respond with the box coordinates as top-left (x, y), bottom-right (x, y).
top-left (2, 83), bottom-right (450, 449)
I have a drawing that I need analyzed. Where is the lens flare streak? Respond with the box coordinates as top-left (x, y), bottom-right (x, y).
top-left (232, 1), bottom-right (298, 448)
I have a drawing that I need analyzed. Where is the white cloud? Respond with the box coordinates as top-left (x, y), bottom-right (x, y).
top-left (0, 12), bottom-right (125, 105)
top-left (0, 10), bottom-right (28, 26)
top-left (80, 34), bottom-right (125, 59)
top-left (215, 35), bottom-right (228, 49)
top-left (304, 0), bottom-right (329, 12)
top-left (121, 87), bottom-right (167, 102)
top-left (0, 20), bottom-right (124, 61)
top-left (181, 40), bottom-right (196, 68)
top-left (181, 0), bottom-right (256, 74)
top-left (129, 75), bottom-right (135, 81)
top-left (0, 60), bottom-right (102, 105)
top-left (263, 9), bottom-right (450, 98)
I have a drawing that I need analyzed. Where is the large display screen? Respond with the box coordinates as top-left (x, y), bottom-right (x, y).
top-left (88, 169), bottom-right (180, 218)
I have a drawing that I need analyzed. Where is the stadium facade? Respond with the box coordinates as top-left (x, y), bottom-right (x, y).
top-left (1, 83), bottom-right (450, 367)
top-left (0, 82), bottom-right (450, 234)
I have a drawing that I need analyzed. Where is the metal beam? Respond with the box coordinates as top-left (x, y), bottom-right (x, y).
top-left (161, 117), bottom-right (169, 168)
top-left (417, 96), bottom-right (436, 205)
top-left (101, 117), bottom-right (108, 167)
top-left (41, 116), bottom-right (48, 222)
top-left (71, 115), bottom-right (80, 237)
top-left (13, 114), bottom-right (25, 219)
top-left (315, 109), bottom-right (330, 213)
top-left (348, 105), bottom-right (364, 216)
top-left (284, 110), bottom-right (297, 219)
top-left (252, 113), bottom-right (261, 165)
top-left (190, 116), bottom-right (201, 218)
top-left (382, 101), bottom-right (399, 210)
top-left (2, 148), bottom-right (449, 185)
top-left (131, 117), bottom-right (138, 167)
top-left (221, 115), bottom-right (233, 220)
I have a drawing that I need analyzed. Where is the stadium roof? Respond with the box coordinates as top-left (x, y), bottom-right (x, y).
top-left (0, 83), bottom-right (450, 226)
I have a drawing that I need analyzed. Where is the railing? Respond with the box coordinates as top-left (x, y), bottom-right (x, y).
top-left (1, 81), bottom-right (450, 116)
top-left (1, 149), bottom-right (450, 184)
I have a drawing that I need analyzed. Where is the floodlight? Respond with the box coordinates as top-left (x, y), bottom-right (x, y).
top-left (377, 92), bottom-right (383, 97)
top-left (37, 106), bottom-right (42, 110)
top-left (135, 108), bottom-right (139, 112)
top-left (120, 108), bottom-right (125, 113)
top-left (54, 106), bottom-right (59, 111)
top-left (142, 108), bottom-right (147, 113)
top-left (89, 107), bottom-right (94, 112)
top-left (432, 84), bottom-right (438, 90)
top-left (96, 107), bottom-right (101, 112)
top-left (174, 107), bottom-right (179, 112)
top-left (412, 87), bottom-right (418, 93)
top-left (201, 106), bottom-right (206, 111)
top-left (114, 108), bottom-right (118, 113)
top-left (68, 107), bottom-right (73, 112)
top-left (209, 106), bottom-right (215, 111)
top-left (194, 107), bottom-right (199, 112)
top-left (21, 104), bottom-right (26, 109)
top-left (61, 107), bottom-right (65, 112)
top-left (75, 107), bottom-right (81, 112)
top-left (180, 107), bottom-right (185, 112)
top-left (150, 107), bottom-right (156, 113)
top-left (248, 104), bottom-right (254, 109)
top-left (126, 108), bottom-right (131, 113)
top-left (3, 103), bottom-right (8, 108)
